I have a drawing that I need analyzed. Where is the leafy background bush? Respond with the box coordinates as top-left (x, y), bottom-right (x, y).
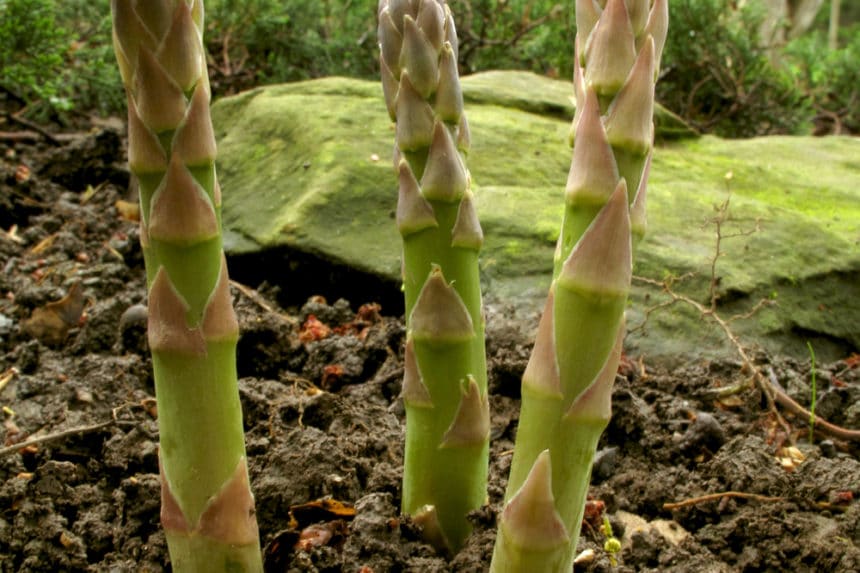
top-left (0, 0), bottom-right (69, 107)
top-left (204, 0), bottom-right (380, 94)
top-left (449, 1), bottom-right (571, 77)
top-left (0, 0), bottom-right (122, 120)
top-left (657, 0), bottom-right (812, 137)
top-left (0, 0), bottom-right (857, 138)
top-left (785, 21), bottom-right (860, 135)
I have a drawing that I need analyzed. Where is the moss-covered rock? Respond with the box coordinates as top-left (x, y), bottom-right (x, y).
top-left (212, 72), bottom-right (859, 360)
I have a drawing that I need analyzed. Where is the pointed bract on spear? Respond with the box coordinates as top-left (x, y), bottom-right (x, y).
top-left (490, 0), bottom-right (667, 570)
top-left (378, 0), bottom-right (489, 553)
top-left (111, 1), bottom-right (263, 570)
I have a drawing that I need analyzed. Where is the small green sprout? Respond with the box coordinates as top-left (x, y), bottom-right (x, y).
top-left (807, 341), bottom-right (817, 443)
top-left (602, 516), bottom-right (621, 566)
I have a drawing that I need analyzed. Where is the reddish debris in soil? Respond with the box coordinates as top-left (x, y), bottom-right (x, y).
top-left (294, 521), bottom-right (348, 551)
top-left (13, 164), bottom-right (30, 183)
top-left (321, 364), bottom-right (345, 390)
top-left (356, 302), bottom-right (382, 323)
top-left (332, 302), bottom-right (382, 340)
top-left (583, 498), bottom-right (606, 531)
top-left (617, 352), bottom-right (639, 379)
top-left (299, 314), bottom-right (331, 342)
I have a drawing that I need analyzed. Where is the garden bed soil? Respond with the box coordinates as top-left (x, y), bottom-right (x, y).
top-left (0, 122), bottom-right (858, 572)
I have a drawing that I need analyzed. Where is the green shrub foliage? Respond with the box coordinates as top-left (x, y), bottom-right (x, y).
top-left (2, 0), bottom-right (856, 137)
top-left (204, 0), bottom-right (380, 92)
top-left (657, 0), bottom-right (812, 137)
top-left (0, 0), bottom-right (122, 117)
top-left (449, 1), bottom-right (572, 78)
top-left (0, 0), bottom-right (71, 107)
top-left (785, 25), bottom-right (860, 135)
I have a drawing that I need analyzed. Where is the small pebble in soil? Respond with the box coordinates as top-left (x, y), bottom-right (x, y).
top-left (818, 439), bottom-right (837, 458)
top-left (74, 388), bottom-right (94, 404)
top-left (119, 303), bottom-right (148, 354)
top-left (593, 447), bottom-right (619, 483)
top-left (0, 313), bottom-right (13, 337)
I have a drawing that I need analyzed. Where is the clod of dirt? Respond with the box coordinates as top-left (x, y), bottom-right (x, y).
top-left (705, 435), bottom-right (789, 495)
top-left (678, 411), bottom-right (727, 457)
top-left (300, 297), bottom-right (354, 326)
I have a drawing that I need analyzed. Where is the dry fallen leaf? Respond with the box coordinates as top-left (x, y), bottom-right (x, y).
top-left (290, 498), bottom-right (356, 527)
top-left (59, 531), bottom-right (75, 548)
top-left (28, 234), bottom-right (56, 256)
top-left (776, 445), bottom-right (805, 472)
top-left (23, 283), bottom-right (86, 345)
top-left (1, 225), bottom-right (24, 244)
top-left (716, 395), bottom-right (745, 408)
top-left (115, 199), bottom-right (141, 222)
top-left (0, 368), bottom-right (17, 392)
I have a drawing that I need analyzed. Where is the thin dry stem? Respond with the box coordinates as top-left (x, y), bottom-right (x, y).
top-left (230, 280), bottom-right (297, 326)
top-left (631, 189), bottom-right (860, 443)
top-left (0, 419), bottom-right (136, 458)
top-left (663, 491), bottom-right (783, 510)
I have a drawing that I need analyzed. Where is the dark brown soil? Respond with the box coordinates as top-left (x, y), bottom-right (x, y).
top-left (1, 120), bottom-right (858, 573)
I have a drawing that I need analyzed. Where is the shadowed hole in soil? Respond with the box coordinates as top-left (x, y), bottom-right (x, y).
top-left (228, 246), bottom-right (403, 315)
top-left (789, 324), bottom-right (854, 357)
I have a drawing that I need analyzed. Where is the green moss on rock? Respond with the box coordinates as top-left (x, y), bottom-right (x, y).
top-left (212, 73), bottom-right (860, 359)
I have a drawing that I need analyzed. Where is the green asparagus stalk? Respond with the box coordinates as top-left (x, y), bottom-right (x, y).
top-left (111, 1), bottom-right (262, 570)
top-left (490, 0), bottom-right (667, 570)
top-left (378, 0), bottom-right (489, 552)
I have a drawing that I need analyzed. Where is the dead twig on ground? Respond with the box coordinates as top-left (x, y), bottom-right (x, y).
top-left (632, 185), bottom-right (860, 443)
top-left (0, 418), bottom-right (137, 458)
top-left (763, 366), bottom-right (860, 442)
top-left (4, 112), bottom-right (61, 146)
top-left (663, 491), bottom-right (784, 510)
top-left (0, 131), bottom-right (42, 143)
top-left (230, 280), bottom-right (297, 326)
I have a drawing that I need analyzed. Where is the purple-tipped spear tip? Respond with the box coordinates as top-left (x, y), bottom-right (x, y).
top-left (157, 1), bottom-right (203, 92)
top-left (440, 377), bottom-right (490, 448)
top-left (604, 34), bottom-right (655, 154)
top-left (559, 180), bottom-right (632, 297)
top-left (396, 160), bottom-right (438, 235)
top-left (521, 289), bottom-right (563, 398)
top-left (566, 88), bottom-right (620, 205)
top-left (584, 0), bottom-right (636, 96)
top-left (421, 121), bottom-right (468, 201)
top-left (500, 450), bottom-right (569, 550)
top-left (400, 15), bottom-right (438, 99)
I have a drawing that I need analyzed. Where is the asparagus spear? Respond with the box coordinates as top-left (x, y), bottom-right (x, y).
top-left (490, 0), bottom-right (667, 570)
top-left (378, 0), bottom-right (489, 552)
top-left (111, 1), bottom-right (262, 570)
